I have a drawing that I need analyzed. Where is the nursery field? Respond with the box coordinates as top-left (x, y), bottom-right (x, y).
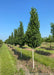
top-left (0, 42), bottom-right (54, 75)
top-left (9, 42), bottom-right (54, 73)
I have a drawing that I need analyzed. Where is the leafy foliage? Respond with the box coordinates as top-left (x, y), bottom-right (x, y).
top-left (45, 35), bottom-right (53, 42)
top-left (11, 32), bottom-right (14, 45)
top-left (17, 21), bottom-right (25, 47)
top-left (25, 8), bottom-right (41, 48)
top-left (14, 29), bottom-right (18, 45)
top-left (44, 35), bottom-right (53, 48)
top-left (51, 23), bottom-right (54, 41)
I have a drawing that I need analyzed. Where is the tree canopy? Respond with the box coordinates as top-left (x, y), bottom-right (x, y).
top-left (51, 23), bottom-right (54, 41)
top-left (25, 8), bottom-right (41, 48)
top-left (17, 21), bottom-right (25, 47)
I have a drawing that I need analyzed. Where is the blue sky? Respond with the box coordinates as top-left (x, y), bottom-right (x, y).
top-left (0, 0), bottom-right (54, 41)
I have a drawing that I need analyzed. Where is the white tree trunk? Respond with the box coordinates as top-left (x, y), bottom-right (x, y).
top-left (32, 49), bottom-right (34, 69)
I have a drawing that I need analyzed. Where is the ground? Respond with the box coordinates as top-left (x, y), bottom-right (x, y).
top-left (7, 42), bottom-right (54, 74)
top-left (0, 42), bottom-right (54, 75)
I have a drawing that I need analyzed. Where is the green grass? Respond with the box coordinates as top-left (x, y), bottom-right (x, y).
top-left (18, 68), bottom-right (25, 75)
top-left (11, 44), bottom-right (54, 71)
top-left (0, 44), bottom-right (17, 75)
top-left (0, 57), bottom-right (1, 75)
top-left (23, 42), bottom-right (54, 54)
top-left (36, 48), bottom-right (54, 54)
top-left (35, 42), bottom-right (54, 54)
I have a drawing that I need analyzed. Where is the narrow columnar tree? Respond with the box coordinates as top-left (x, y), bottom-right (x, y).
top-left (51, 23), bottom-right (54, 42)
top-left (11, 32), bottom-right (14, 45)
top-left (26, 8), bottom-right (41, 69)
top-left (9, 36), bottom-right (11, 44)
top-left (17, 27), bottom-right (20, 45)
top-left (26, 8), bottom-right (41, 48)
top-left (18, 21), bottom-right (25, 47)
top-left (14, 29), bottom-right (18, 45)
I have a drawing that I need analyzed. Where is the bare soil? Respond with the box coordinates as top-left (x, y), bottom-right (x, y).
top-left (49, 54), bottom-right (54, 58)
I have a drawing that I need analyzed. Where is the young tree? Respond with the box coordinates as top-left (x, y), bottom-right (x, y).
top-left (51, 23), bottom-right (54, 42)
top-left (45, 35), bottom-right (53, 48)
top-left (18, 21), bottom-right (25, 47)
top-left (18, 21), bottom-right (25, 57)
top-left (8, 36), bottom-right (11, 44)
top-left (11, 32), bottom-right (14, 45)
top-left (14, 29), bottom-right (18, 45)
top-left (25, 8), bottom-right (41, 69)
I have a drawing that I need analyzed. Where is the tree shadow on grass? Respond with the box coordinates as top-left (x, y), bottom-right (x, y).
top-left (12, 48), bottom-right (31, 61)
top-left (40, 47), bottom-right (54, 50)
top-left (35, 50), bottom-right (51, 56)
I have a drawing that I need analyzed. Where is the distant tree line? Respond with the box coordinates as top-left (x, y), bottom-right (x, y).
top-left (42, 23), bottom-right (54, 43)
top-left (5, 8), bottom-right (41, 48)
top-left (41, 23), bottom-right (54, 48)
top-left (41, 35), bottom-right (53, 43)
top-left (0, 40), bottom-right (3, 47)
top-left (5, 21), bottom-right (25, 47)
